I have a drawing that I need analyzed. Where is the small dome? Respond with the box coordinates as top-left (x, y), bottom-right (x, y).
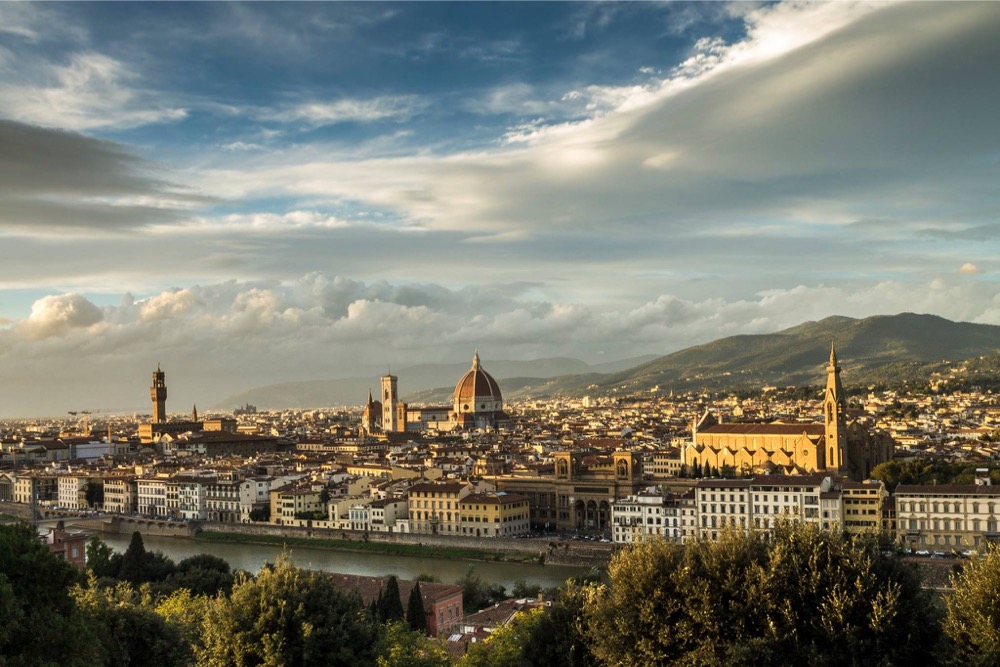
top-left (453, 351), bottom-right (502, 415)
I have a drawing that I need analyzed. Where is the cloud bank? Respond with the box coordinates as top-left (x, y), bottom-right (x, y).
top-left (1, 273), bottom-right (999, 417)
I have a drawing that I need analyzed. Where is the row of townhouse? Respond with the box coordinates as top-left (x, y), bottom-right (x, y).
top-left (895, 480), bottom-right (1000, 552)
top-left (613, 473), bottom-right (1000, 554)
top-left (611, 474), bottom-right (887, 544)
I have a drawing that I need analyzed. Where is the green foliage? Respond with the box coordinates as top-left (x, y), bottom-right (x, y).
top-left (163, 553), bottom-right (234, 597)
top-left (944, 544), bottom-right (1000, 666)
top-left (86, 534), bottom-right (122, 579)
top-left (0, 522), bottom-right (99, 667)
top-left (407, 581), bottom-right (428, 632)
top-left (155, 587), bottom-right (211, 654)
top-left (584, 522), bottom-right (938, 667)
top-left (377, 575), bottom-right (405, 623)
top-left (118, 531), bottom-right (149, 584)
top-left (84, 480), bottom-right (104, 508)
top-left (248, 506), bottom-right (270, 522)
top-left (872, 460), bottom-right (1000, 493)
top-left (460, 609), bottom-right (550, 667)
top-left (516, 587), bottom-right (597, 667)
top-left (376, 622), bottom-right (451, 667)
top-left (510, 579), bottom-right (542, 599)
top-left (197, 552), bottom-right (378, 667)
top-left (72, 575), bottom-right (190, 667)
top-left (458, 568), bottom-right (507, 612)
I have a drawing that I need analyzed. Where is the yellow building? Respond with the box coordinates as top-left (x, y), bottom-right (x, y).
top-left (459, 492), bottom-right (530, 537)
top-left (407, 481), bottom-right (472, 535)
top-left (842, 480), bottom-right (887, 533)
top-left (270, 483), bottom-right (325, 525)
top-left (683, 346), bottom-right (893, 481)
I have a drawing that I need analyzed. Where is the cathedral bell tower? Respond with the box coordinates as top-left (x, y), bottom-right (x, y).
top-left (151, 364), bottom-right (167, 424)
top-left (381, 373), bottom-right (398, 433)
top-left (823, 344), bottom-right (848, 470)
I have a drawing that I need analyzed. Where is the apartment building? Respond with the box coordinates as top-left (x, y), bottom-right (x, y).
top-left (458, 492), bottom-right (530, 537)
top-left (611, 491), bottom-right (686, 544)
top-left (896, 480), bottom-right (1000, 552)
top-left (407, 481), bottom-right (472, 535)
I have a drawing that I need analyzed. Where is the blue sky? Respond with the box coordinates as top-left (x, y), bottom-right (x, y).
top-left (0, 2), bottom-right (998, 416)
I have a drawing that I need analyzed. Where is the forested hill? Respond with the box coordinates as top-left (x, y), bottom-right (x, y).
top-left (489, 313), bottom-right (1000, 400)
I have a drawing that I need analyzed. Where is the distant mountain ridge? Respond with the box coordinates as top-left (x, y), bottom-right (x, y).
top-left (510, 313), bottom-right (1000, 399)
top-left (212, 354), bottom-right (659, 410)
top-left (214, 314), bottom-right (1000, 409)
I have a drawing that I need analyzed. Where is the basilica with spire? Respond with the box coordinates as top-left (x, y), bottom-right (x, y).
top-left (361, 351), bottom-right (509, 435)
top-left (683, 345), bottom-right (894, 481)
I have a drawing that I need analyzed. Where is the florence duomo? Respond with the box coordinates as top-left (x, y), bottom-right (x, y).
top-left (362, 351), bottom-right (509, 435)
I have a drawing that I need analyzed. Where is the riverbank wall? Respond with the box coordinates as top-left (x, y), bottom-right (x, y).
top-left (196, 521), bottom-right (612, 566)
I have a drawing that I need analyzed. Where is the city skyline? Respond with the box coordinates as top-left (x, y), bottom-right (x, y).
top-left (1, 2), bottom-right (999, 416)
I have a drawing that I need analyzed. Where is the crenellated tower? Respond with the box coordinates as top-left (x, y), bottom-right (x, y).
top-left (151, 364), bottom-right (167, 424)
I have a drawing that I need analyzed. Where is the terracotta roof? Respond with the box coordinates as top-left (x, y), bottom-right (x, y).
top-left (699, 423), bottom-right (824, 436)
top-left (896, 484), bottom-right (1000, 496)
top-left (454, 352), bottom-right (502, 406)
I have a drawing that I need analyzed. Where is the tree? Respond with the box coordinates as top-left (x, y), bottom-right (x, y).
top-left (375, 621), bottom-right (451, 667)
top-left (460, 609), bottom-right (549, 667)
top-left (84, 480), bottom-right (104, 509)
top-left (458, 568), bottom-right (506, 612)
top-left (517, 586), bottom-right (597, 667)
top-left (198, 552), bottom-right (378, 667)
top-left (378, 576), bottom-right (405, 623)
top-left (584, 521), bottom-right (938, 667)
top-left (118, 531), bottom-right (149, 584)
top-left (86, 535), bottom-right (122, 579)
top-left (944, 543), bottom-right (1000, 666)
top-left (0, 522), bottom-right (100, 667)
top-left (163, 553), bottom-right (234, 596)
top-left (511, 579), bottom-right (542, 599)
top-left (72, 575), bottom-right (191, 667)
top-left (117, 531), bottom-right (178, 586)
top-left (407, 581), bottom-right (428, 632)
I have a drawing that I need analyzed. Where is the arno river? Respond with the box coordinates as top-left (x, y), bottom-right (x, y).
top-left (95, 530), bottom-right (591, 590)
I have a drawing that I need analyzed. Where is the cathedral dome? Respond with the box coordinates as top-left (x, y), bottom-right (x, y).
top-left (453, 351), bottom-right (503, 415)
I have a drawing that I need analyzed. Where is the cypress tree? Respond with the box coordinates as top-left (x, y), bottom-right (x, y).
top-left (379, 576), bottom-right (405, 622)
top-left (407, 581), bottom-right (427, 632)
top-left (118, 531), bottom-right (147, 584)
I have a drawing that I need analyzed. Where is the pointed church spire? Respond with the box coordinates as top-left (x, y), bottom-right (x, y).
top-left (192, 404), bottom-right (198, 422)
top-left (828, 342), bottom-right (839, 369)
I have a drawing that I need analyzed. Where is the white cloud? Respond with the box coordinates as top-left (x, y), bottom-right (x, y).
top-left (16, 293), bottom-right (103, 340)
top-left (959, 262), bottom-right (982, 275)
top-left (257, 95), bottom-right (424, 127)
top-left (1, 273), bottom-right (999, 415)
top-left (0, 52), bottom-right (186, 131)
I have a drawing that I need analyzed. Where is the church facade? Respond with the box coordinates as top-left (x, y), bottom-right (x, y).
top-left (683, 345), bottom-right (894, 481)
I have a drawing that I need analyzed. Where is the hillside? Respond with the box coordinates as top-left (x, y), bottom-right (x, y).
top-left (530, 313), bottom-right (1000, 398)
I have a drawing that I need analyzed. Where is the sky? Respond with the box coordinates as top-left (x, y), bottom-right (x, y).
top-left (1, 1), bottom-right (999, 417)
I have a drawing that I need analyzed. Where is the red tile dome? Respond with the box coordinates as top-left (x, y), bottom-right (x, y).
top-left (453, 351), bottom-right (503, 415)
